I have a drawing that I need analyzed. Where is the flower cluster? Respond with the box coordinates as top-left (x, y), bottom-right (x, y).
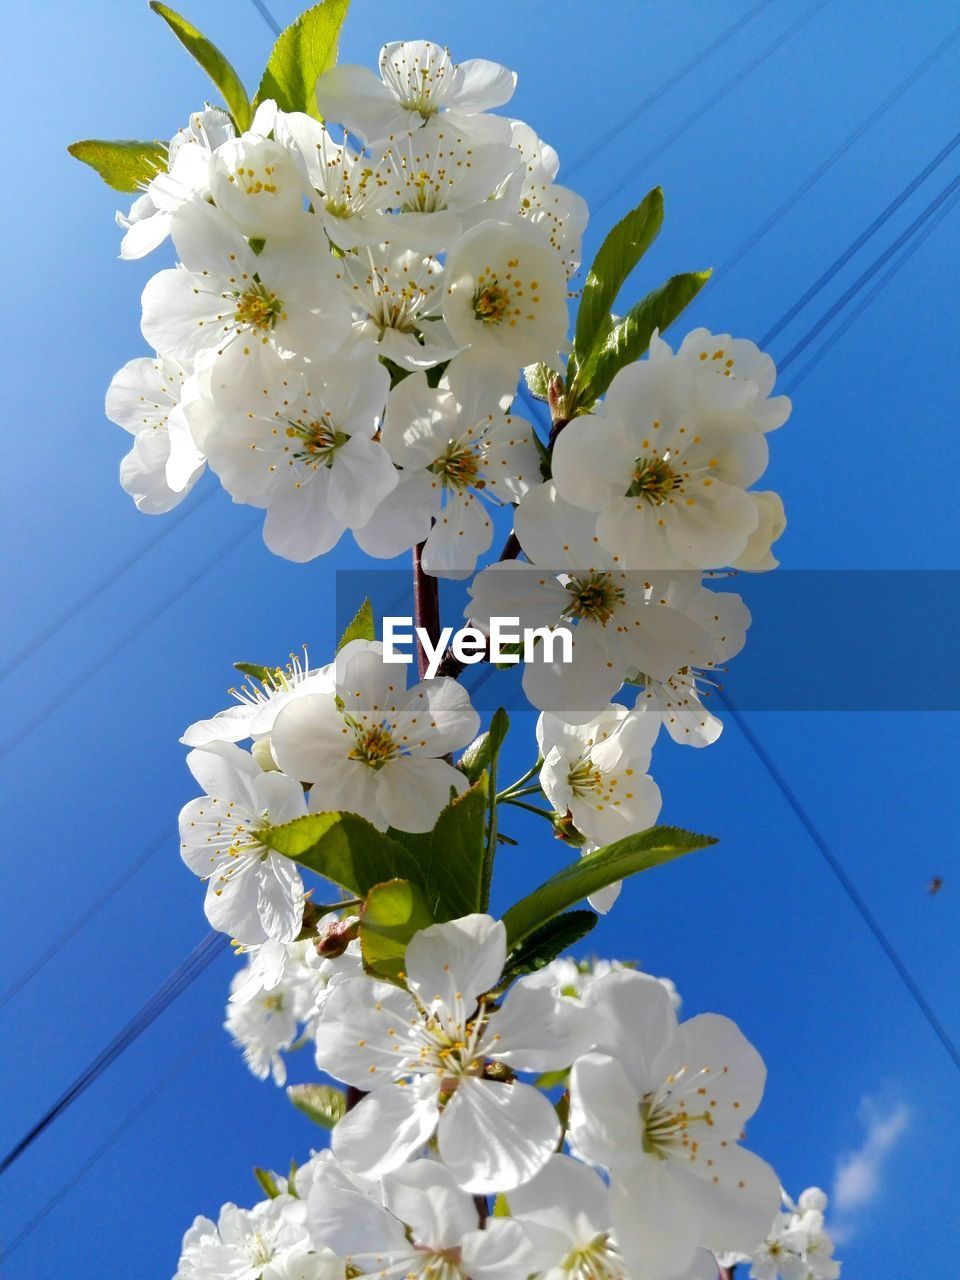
top-left (74, 13), bottom-right (819, 1280)
top-left (718, 1187), bottom-right (841, 1280)
top-left (106, 41), bottom-right (587, 571)
top-left (179, 913), bottom-right (785, 1280)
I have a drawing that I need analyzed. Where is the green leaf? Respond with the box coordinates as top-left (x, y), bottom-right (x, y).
top-left (523, 362), bottom-right (559, 402)
top-left (459, 708), bottom-right (510, 785)
top-left (254, 0), bottom-right (351, 119)
top-left (575, 270), bottom-right (711, 409)
top-left (572, 187), bottom-right (663, 369)
top-left (253, 1166), bottom-right (282, 1199)
top-left (502, 826), bottom-right (716, 948)
top-left (149, 3), bottom-right (252, 131)
top-left (66, 139), bottom-right (167, 193)
top-left (234, 660), bottom-right (282, 687)
top-left (337, 597), bottom-right (376, 651)
top-left (260, 811), bottom-right (423, 897)
top-left (286, 1083), bottom-right (347, 1129)
top-left (360, 878), bottom-right (436, 981)
top-left (534, 1068), bottom-right (569, 1089)
top-left (388, 777), bottom-right (489, 919)
top-left (493, 1192), bottom-right (511, 1217)
top-left (503, 909), bottom-right (598, 980)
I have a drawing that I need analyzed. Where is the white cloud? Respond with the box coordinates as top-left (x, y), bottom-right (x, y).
top-left (831, 1095), bottom-right (910, 1239)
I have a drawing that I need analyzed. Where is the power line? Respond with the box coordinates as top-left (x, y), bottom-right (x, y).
top-left (2, 1029), bottom-right (217, 1260)
top-left (0, 516), bottom-right (259, 763)
top-left (718, 17), bottom-right (960, 278)
top-left (0, 930), bottom-right (228, 1177)
top-left (783, 184), bottom-right (960, 393)
top-left (590, 0), bottom-right (831, 219)
top-left (249, 0), bottom-right (281, 36)
top-left (776, 166), bottom-right (960, 373)
top-left (563, 0), bottom-right (778, 180)
top-left (718, 691), bottom-right (960, 1074)
top-left (0, 823), bottom-right (176, 1013)
top-left (0, 484), bottom-right (217, 684)
top-left (761, 126), bottom-right (960, 348)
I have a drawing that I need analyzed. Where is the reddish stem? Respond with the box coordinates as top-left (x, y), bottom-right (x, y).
top-left (412, 539), bottom-right (442, 680)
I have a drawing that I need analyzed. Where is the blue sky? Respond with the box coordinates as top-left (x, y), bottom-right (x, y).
top-left (2, 0), bottom-right (959, 1273)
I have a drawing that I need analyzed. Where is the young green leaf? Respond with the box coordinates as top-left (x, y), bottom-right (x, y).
top-left (66, 140), bottom-right (167, 193)
top-left (388, 777), bottom-right (488, 919)
top-left (337, 597), bottom-right (376, 651)
top-left (253, 1166), bottom-right (283, 1199)
top-left (503, 909), bottom-right (598, 980)
top-left (523, 362), bottom-right (560, 402)
top-left (234, 660), bottom-right (282, 687)
top-left (149, 3), bottom-right (252, 131)
top-left (259, 811), bottom-right (423, 897)
top-left (286, 1083), bottom-right (347, 1129)
top-left (502, 826), bottom-right (716, 948)
top-left (572, 187), bottom-right (664, 370)
top-left (574, 269), bottom-right (711, 410)
top-left (459, 708), bottom-right (510, 785)
top-left (254, 0), bottom-right (351, 119)
top-left (360, 878), bottom-right (435, 982)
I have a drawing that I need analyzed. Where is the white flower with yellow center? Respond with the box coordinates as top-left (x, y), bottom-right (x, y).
top-left (179, 741), bottom-right (307, 944)
top-left (270, 640), bottom-right (479, 833)
top-left (181, 649), bottom-right (335, 752)
top-left (552, 356), bottom-right (770, 571)
top-left (443, 219), bottom-right (569, 369)
top-left (334, 245), bottom-right (460, 371)
top-left (467, 483), bottom-right (715, 723)
top-left (209, 132), bottom-right (308, 242)
top-left (510, 1154), bottom-right (721, 1280)
top-left (116, 106), bottom-right (235, 260)
top-left (141, 200), bottom-right (349, 405)
top-left (356, 354), bottom-right (540, 575)
top-left (629, 576), bottom-right (751, 748)
top-left (105, 354), bottom-right (205, 514)
top-left (568, 970), bottom-right (780, 1279)
top-left (383, 121), bottom-right (520, 251)
top-left (174, 1197), bottom-right (334, 1280)
top-left (224, 965), bottom-right (300, 1086)
top-left (315, 40), bottom-right (516, 145)
top-left (314, 914), bottom-right (592, 1191)
top-left (497, 121), bottom-right (589, 278)
top-left (537, 703), bottom-right (661, 847)
top-left (187, 346), bottom-right (397, 563)
top-left (649, 328), bottom-right (792, 435)
top-left (274, 112), bottom-right (396, 249)
top-left (308, 1158), bottom-right (538, 1278)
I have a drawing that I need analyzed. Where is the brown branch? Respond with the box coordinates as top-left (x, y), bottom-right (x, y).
top-left (412, 539), bottom-right (442, 681)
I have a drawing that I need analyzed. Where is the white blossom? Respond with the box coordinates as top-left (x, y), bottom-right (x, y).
top-left (116, 106), bottom-right (235, 260)
top-left (173, 1197), bottom-right (321, 1280)
top-left (314, 914), bottom-right (592, 1191)
top-left (568, 969), bottom-right (780, 1278)
top-left (188, 346), bottom-right (397, 562)
top-left (552, 354), bottom-right (771, 570)
top-left (273, 113), bottom-right (396, 248)
top-left (333, 244), bottom-right (459, 370)
top-left (468, 485), bottom-right (715, 723)
top-left (209, 132), bottom-right (308, 242)
top-left (271, 640), bottom-right (479, 833)
top-left (443, 219), bottom-right (569, 369)
top-left (105, 355), bottom-right (205, 514)
top-left (181, 649), bottom-right (335, 752)
top-left (649, 328), bottom-right (792, 435)
top-left (141, 201), bottom-right (349, 405)
top-left (179, 742), bottom-right (307, 943)
top-left (308, 1157), bottom-right (537, 1277)
top-left (315, 41), bottom-right (516, 145)
top-left (537, 702), bottom-right (662, 848)
top-left (356, 354), bottom-right (540, 574)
